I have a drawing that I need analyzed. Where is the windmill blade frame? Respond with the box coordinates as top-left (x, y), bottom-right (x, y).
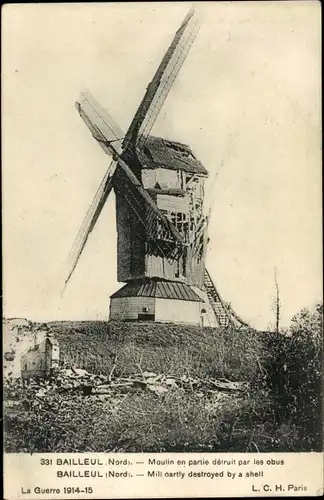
top-left (63, 94), bottom-right (125, 288)
top-left (76, 93), bottom-right (186, 244)
top-left (124, 8), bottom-right (201, 150)
top-left (64, 8), bottom-right (200, 289)
top-left (63, 159), bottom-right (117, 289)
top-left (76, 92), bottom-right (125, 156)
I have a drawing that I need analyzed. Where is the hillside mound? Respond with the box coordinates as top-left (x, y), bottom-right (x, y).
top-left (44, 320), bottom-right (264, 382)
top-left (4, 311), bottom-right (321, 453)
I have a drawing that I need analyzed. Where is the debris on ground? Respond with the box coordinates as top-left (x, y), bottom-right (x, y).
top-left (4, 366), bottom-right (249, 401)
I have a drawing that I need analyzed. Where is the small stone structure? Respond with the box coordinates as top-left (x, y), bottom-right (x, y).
top-left (21, 335), bottom-right (59, 379)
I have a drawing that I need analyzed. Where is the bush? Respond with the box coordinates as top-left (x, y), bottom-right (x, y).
top-left (4, 382), bottom-right (280, 453)
top-left (264, 302), bottom-right (323, 451)
top-left (4, 306), bottom-right (322, 453)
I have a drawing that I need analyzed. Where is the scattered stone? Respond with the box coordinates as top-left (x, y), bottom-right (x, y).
top-left (144, 377), bottom-right (158, 385)
top-left (164, 378), bottom-right (177, 387)
top-left (142, 371), bottom-right (157, 378)
top-left (4, 358), bottom-right (250, 402)
top-left (147, 385), bottom-right (168, 396)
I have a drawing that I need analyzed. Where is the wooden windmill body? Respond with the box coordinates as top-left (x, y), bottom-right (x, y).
top-left (65, 9), bottom-right (249, 329)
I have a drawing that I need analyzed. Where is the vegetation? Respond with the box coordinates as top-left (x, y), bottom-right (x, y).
top-left (263, 302), bottom-right (323, 451)
top-left (51, 322), bottom-right (265, 382)
top-left (4, 303), bottom-right (323, 452)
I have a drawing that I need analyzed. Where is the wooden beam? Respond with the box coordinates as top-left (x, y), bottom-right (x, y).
top-left (116, 156), bottom-right (186, 246)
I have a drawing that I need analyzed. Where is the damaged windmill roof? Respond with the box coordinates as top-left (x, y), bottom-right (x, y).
top-left (111, 280), bottom-right (203, 302)
top-left (138, 136), bottom-right (208, 176)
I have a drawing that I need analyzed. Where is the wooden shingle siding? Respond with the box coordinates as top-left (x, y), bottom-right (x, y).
top-left (116, 194), bottom-right (132, 281)
top-left (111, 280), bottom-right (202, 302)
top-left (145, 254), bottom-right (165, 278)
top-left (157, 193), bottom-right (189, 213)
top-left (115, 134), bottom-right (209, 291)
top-left (116, 190), bottom-right (146, 282)
top-left (145, 253), bottom-right (205, 286)
top-left (145, 254), bottom-right (182, 282)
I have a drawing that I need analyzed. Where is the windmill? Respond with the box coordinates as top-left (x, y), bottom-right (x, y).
top-left (64, 8), bottom-right (249, 329)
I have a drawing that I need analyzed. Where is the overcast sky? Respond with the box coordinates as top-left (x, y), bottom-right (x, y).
top-left (2, 2), bottom-right (321, 329)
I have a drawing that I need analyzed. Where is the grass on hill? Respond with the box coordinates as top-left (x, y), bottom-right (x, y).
top-left (45, 321), bottom-right (266, 382)
top-left (4, 303), bottom-right (322, 453)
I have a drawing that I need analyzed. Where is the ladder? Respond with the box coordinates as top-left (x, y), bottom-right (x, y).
top-left (204, 268), bottom-right (251, 329)
top-left (204, 268), bottom-right (232, 328)
top-left (227, 303), bottom-right (251, 329)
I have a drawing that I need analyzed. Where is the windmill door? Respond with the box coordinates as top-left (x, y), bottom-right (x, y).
top-left (138, 310), bottom-right (155, 321)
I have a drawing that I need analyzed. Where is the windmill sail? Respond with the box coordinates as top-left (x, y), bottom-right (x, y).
top-left (63, 159), bottom-right (116, 290)
top-left (124, 8), bottom-right (201, 150)
top-left (63, 93), bottom-right (126, 288)
top-left (64, 8), bottom-right (200, 289)
top-left (77, 92), bottom-right (124, 155)
top-left (76, 91), bottom-right (186, 243)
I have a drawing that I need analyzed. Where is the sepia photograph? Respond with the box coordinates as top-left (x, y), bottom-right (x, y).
top-left (2, 1), bottom-right (322, 459)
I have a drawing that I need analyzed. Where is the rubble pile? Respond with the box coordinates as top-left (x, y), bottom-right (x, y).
top-left (4, 366), bottom-right (249, 400)
top-left (3, 318), bottom-right (46, 378)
